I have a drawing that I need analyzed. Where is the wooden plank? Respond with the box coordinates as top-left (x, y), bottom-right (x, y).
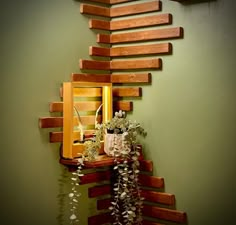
top-left (110, 0), bottom-right (161, 17)
top-left (89, 46), bottom-right (110, 57)
top-left (80, 4), bottom-right (110, 17)
top-left (60, 87), bottom-right (102, 98)
top-left (88, 212), bottom-right (111, 225)
top-left (111, 58), bottom-right (161, 70)
top-left (89, 14), bottom-right (171, 31)
top-left (97, 198), bottom-right (111, 210)
top-left (113, 87), bottom-right (141, 97)
top-left (89, 19), bottom-right (110, 30)
top-left (39, 117), bottom-right (63, 128)
top-left (111, 73), bottom-right (151, 83)
top-left (81, 170), bottom-right (111, 184)
top-left (97, 190), bottom-right (175, 210)
top-left (73, 87), bottom-right (102, 97)
top-left (110, 13), bottom-right (172, 30)
top-left (80, 59), bottom-right (161, 70)
top-left (113, 101), bottom-right (133, 111)
top-left (88, 184), bottom-right (111, 198)
top-left (139, 174), bottom-right (164, 188)
top-left (90, 43), bottom-right (171, 57)
top-left (61, 156), bottom-right (152, 173)
top-left (49, 100), bottom-right (132, 113)
top-left (50, 101), bottom-right (102, 112)
top-left (62, 82), bottom-right (74, 158)
top-left (50, 130), bottom-right (95, 143)
top-left (80, 59), bottom-right (110, 71)
top-left (80, 170), bottom-right (111, 185)
top-left (139, 160), bottom-right (153, 172)
top-left (141, 190), bottom-right (175, 205)
top-left (110, 43), bottom-right (171, 56)
top-left (39, 115), bottom-right (101, 128)
top-left (142, 204), bottom-right (187, 223)
top-left (85, 0), bottom-right (133, 5)
top-left (98, 27), bottom-right (183, 43)
top-left (89, 174), bottom-right (164, 197)
top-left (65, 86), bottom-right (139, 98)
top-left (71, 73), bottom-right (111, 82)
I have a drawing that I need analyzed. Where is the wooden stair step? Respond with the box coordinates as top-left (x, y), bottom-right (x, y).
top-left (71, 73), bottom-right (111, 83)
top-left (60, 86), bottom-right (142, 98)
top-left (87, 205), bottom-right (186, 224)
top-left (90, 14), bottom-right (172, 31)
top-left (87, 174), bottom-right (164, 195)
top-left (110, 0), bottom-right (161, 17)
top-left (142, 204), bottom-right (187, 223)
top-left (97, 27), bottom-right (183, 44)
top-left (90, 43), bottom-right (171, 57)
top-left (80, 58), bottom-right (161, 70)
top-left (71, 72), bottom-right (151, 83)
top-left (111, 73), bottom-right (151, 83)
top-left (86, 0), bottom-right (133, 4)
top-left (97, 190), bottom-right (175, 210)
top-left (81, 1), bottom-right (160, 18)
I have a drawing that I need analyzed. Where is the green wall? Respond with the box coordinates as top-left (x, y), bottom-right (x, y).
top-left (0, 0), bottom-right (235, 225)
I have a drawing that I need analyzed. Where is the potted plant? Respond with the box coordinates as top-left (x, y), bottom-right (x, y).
top-left (68, 110), bottom-right (146, 225)
top-left (95, 110), bottom-right (147, 225)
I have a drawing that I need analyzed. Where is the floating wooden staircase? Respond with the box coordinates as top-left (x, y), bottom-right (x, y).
top-left (61, 153), bottom-right (187, 225)
top-left (39, 0), bottom-right (186, 224)
top-left (39, 0), bottom-right (183, 142)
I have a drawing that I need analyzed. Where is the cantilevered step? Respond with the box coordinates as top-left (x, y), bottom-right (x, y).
top-left (80, 0), bottom-right (161, 18)
top-left (90, 43), bottom-right (172, 57)
top-left (86, 0), bottom-right (133, 4)
top-left (89, 14), bottom-right (172, 31)
top-left (80, 58), bottom-right (161, 70)
top-left (71, 73), bottom-right (151, 83)
top-left (97, 27), bottom-right (183, 44)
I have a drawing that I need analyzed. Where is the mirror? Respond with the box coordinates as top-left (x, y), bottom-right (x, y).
top-left (62, 82), bottom-right (112, 159)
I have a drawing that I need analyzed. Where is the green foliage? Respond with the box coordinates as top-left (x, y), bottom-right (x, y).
top-left (96, 110), bottom-right (147, 225)
top-left (69, 110), bottom-right (147, 225)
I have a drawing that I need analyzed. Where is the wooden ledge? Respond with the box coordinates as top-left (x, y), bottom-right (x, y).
top-left (90, 14), bottom-right (172, 31)
top-left (81, 1), bottom-right (160, 18)
top-left (84, 0), bottom-right (133, 5)
top-left (60, 156), bottom-right (153, 171)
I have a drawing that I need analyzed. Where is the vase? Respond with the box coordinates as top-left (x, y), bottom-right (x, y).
top-left (104, 133), bottom-right (130, 156)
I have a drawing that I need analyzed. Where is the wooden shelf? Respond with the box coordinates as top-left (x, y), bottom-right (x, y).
top-left (60, 155), bottom-right (153, 171)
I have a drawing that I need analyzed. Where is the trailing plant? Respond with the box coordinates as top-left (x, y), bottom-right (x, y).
top-left (68, 109), bottom-right (146, 225)
top-left (96, 110), bottom-right (147, 225)
top-left (68, 141), bottom-right (101, 224)
top-left (68, 136), bottom-right (101, 224)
